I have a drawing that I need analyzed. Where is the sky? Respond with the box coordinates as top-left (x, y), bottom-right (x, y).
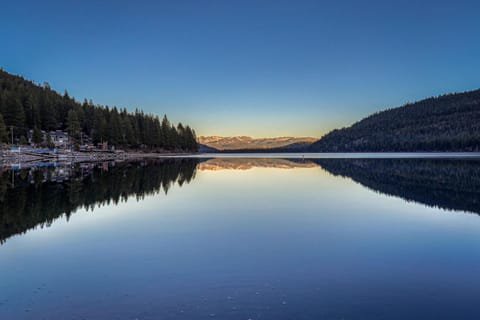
top-left (1, 0), bottom-right (480, 138)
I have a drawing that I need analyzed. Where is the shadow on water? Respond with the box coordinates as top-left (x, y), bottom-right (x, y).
top-left (0, 159), bottom-right (199, 244)
top-left (1, 157), bottom-right (480, 244)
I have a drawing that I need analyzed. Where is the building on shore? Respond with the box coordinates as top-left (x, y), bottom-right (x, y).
top-left (49, 131), bottom-right (70, 148)
top-left (27, 130), bottom-right (70, 148)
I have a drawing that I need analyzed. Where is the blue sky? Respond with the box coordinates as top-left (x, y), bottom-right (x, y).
top-left (1, 0), bottom-right (479, 137)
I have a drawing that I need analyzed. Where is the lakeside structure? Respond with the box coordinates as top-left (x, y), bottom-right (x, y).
top-left (0, 147), bottom-right (196, 169)
top-left (28, 130), bottom-right (69, 147)
top-left (2, 129), bottom-right (108, 164)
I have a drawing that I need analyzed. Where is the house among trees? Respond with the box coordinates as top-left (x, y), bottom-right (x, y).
top-left (49, 131), bottom-right (70, 148)
top-left (27, 129), bottom-right (70, 148)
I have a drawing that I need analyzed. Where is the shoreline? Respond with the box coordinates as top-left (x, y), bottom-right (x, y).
top-left (176, 151), bottom-right (480, 159)
top-left (2, 150), bottom-right (480, 169)
top-left (0, 149), bottom-right (196, 168)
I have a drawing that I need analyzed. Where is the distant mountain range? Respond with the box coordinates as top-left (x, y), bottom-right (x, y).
top-left (309, 89), bottom-right (480, 152)
top-left (198, 136), bottom-right (316, 151)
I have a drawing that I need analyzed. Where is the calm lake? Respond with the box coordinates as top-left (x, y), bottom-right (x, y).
top-left (1, 155), bottom-right (480, 319)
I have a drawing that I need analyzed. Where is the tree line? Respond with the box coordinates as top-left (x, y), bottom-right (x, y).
top-left (0, 68), bottom-right (198, 151)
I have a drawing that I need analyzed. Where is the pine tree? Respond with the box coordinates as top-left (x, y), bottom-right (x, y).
top-left (45, 132), bottom-right (55, 148)
top-left (32, 127), bottom-right (43, 144)
top-left (161, 115), bottom-right (172, 148)
top-left (92, 110), bottom-right (107, 143)
top-left (19, 135), bottom-right (27, 145)
top-left (185, 126), bottom-right (197, 151)
top-left (177, 123), bottom-right (186, 150)
top-left (107, 107), bottom-right (122, 145)
top-left (3, 93), bottom-right (25, 131)
top-left (0, 114), bottom-right (7, 143)
top-left (39, 93), bottom-right (57, 130)
top-left (120, 109), bottom-right (134, 146)
top-left (67, 109), bottom-right (81, 140)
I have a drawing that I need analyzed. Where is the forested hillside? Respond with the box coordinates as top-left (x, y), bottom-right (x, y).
top-left (309, 89), bottom-right (480, 152)
top-left (0, 69), bottom-right (197, 151)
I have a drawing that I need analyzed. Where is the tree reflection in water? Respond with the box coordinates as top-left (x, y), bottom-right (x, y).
top-left (0, 159), bottom-right (198, 244)
top-left (1, 157), bottom-right (479, 245)
top-left (314, 158), bottom-right (480, 216)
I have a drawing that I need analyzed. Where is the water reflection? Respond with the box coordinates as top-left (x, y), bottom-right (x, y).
top-left (313, 158), bottom-right (480, 216)
top-left (197, 158), bottom-right (316, 170)
top-left (1, 157), bottom-right (480, 245)
top-left (198, 157), bottom-right (480, 215)
top-left (2, 157), bottom-right (480, 319)
top-left (0, 159), bottom-right (198, 244)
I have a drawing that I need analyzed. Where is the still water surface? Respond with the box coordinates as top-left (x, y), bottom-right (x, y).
top-left (1, 156), bottom-right (480, 319)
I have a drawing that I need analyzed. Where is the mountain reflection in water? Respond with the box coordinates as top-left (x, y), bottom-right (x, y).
top-left (197, 158), bottom-right (317, 170)
top-left (1, 157), bottom-right (479, 244)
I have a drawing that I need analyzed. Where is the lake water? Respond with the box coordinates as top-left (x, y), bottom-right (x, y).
top-left (1, 155), bottom-right (480, 319)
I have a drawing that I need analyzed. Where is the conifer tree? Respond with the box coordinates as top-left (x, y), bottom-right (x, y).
top-left (0, 114), bottom-right (7, 143)
top-left (3, 93), bottom-right (25, 131)
top-left (32, 127), bottom-right (43, 144)
top-left (67, 109), bottom-right (81, 140)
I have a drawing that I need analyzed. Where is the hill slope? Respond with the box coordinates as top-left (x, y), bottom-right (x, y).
top-left (309, 89), bottom-right (480, 152)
